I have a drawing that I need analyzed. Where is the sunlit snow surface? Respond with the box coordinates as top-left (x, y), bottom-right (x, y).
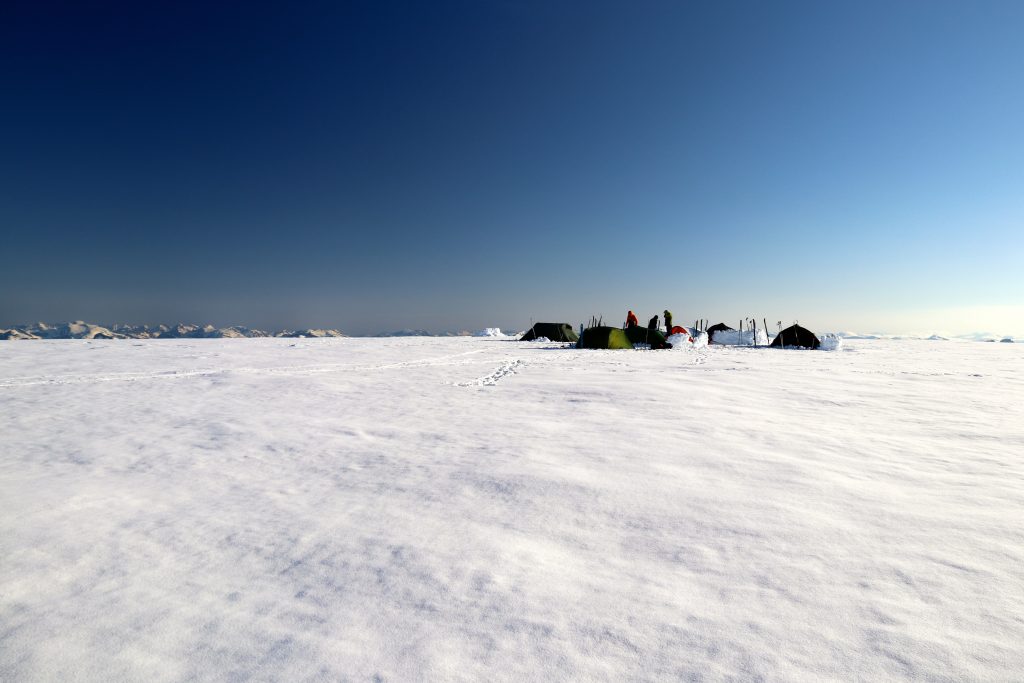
top-left (2, 337), bottom-right (1022, 681)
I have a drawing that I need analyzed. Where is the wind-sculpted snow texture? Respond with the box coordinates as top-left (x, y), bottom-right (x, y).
top-left (1, 337), bottom-right (1022, 681)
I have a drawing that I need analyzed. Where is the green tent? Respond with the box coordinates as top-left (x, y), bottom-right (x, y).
top-left (520, 322), bottom-right (579, 342)
top-left (577, 326), bottom-right (633, 349)
top-left (623, 326), bottom-right (669, 348)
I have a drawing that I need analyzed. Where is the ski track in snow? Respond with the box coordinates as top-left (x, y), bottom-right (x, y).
top-left (1, 336), bottom-right (1023, 681)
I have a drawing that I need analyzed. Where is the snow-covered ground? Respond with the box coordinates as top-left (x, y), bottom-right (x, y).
top-left (2, 337), bottom-right (1022, 680)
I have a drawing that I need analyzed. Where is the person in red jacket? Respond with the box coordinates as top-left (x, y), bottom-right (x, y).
top-left (625, 310), bottom-right (639, 328)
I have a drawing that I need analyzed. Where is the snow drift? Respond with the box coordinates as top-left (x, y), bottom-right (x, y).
top-left (819, 333), bottom-right (844, 351)
top-left (667, 330), bottom-right (708, 349)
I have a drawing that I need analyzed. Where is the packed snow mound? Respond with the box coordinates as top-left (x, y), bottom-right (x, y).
top-left (927, 334), bottom-right (949, 341)
top-left (527, 336), bottom-right (550, 343)
top-left (474, 328), bottom-right (506, 337)
top-left (667, 331), bottom-right (708, 349)
top-left (709, 328), bottom-right (769, 346)
top-left (819, 333), bottom-right (844, 351)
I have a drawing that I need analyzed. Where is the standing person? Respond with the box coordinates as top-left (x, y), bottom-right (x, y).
top-left (648, 314), bottom-right (659, 330)
top-left (625, 310), bottom-right (639, 328)
top-left (664, 309), bottom-right (673, 334)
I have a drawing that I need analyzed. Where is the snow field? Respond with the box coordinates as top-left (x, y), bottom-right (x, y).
top-left (1, 337), bottom-right (1023, 681)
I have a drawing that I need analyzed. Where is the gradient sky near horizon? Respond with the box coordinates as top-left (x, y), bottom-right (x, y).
top-left (2, 1), bottom-right (1022, 336)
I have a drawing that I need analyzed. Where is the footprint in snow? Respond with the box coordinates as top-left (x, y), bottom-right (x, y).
top-left (455, 359), bottom-right (522, 387)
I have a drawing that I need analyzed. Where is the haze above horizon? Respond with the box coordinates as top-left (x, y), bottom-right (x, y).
top-left (3, 1), bottom-right (1022, 337)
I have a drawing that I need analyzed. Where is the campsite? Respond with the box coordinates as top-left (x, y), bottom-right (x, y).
top-left (520, 316), bottom-right (833, 351)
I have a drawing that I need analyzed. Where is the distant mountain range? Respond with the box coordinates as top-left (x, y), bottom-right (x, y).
top-left (0, 321), bottom-right (346, 340)
top-left (0, 322), bottom-right (502, 340)
top-left (833, 331), bottom-right (1015, 343)
top-left (374, 329), bottom-right (476, 337)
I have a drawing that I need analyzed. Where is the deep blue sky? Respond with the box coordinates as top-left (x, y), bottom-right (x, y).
top-left (3, 1), bottom-right (1022, 335)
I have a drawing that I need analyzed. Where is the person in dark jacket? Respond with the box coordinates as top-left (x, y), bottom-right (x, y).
top-left (648, 315), bottom-right (659, 330)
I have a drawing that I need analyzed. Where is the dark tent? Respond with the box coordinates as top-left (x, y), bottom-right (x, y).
top-left (623, 325), bottom-right (669, 349)
top-left (770, 324), bottom-right (821, 349)
top-left (706, 323), bottom-right (735, 343)
top-left (577, 326), bottom-right (633, 349)
top-left (520, 322), bottom-right (579, 342)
